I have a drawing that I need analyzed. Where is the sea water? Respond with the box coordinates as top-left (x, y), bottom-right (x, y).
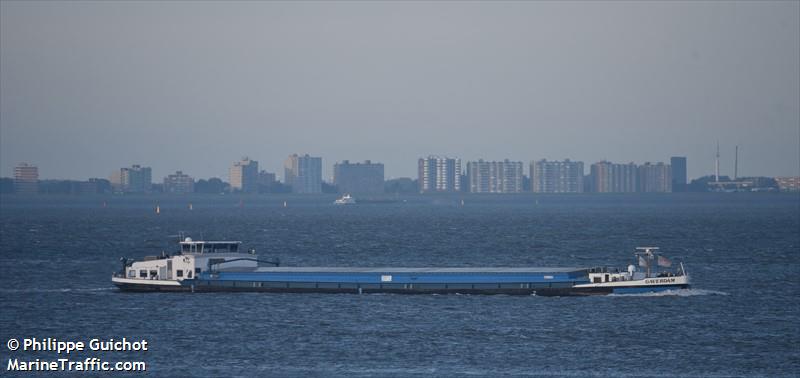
top-left (1, 193), bottom-right (798, 376)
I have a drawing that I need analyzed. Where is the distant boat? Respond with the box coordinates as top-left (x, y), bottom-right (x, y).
top-left (156, 205), bottom-right (160, 214)
top-left (283, 201), bottom-right (287, 208)
top-left (188, 203), bottom-right (193, 210)
top-left (334, 194), bottom-right (356, 205)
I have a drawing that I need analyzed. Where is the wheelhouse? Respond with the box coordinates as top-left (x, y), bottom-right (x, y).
top-left (179, 239), bottom-right (242, 254)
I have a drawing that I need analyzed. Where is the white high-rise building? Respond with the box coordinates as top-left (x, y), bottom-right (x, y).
top-left (284, 154), bottom-right (322, 193)
top-left (638, 162), bottom-right (672, 193)
top-left (467, 159), bottom-right (523, 193)
top-left (110, 164), bottom-right (152, 193)
top-left (229, 157), bottom-right (258, 193)
top-left (530, 159), bottom-right (584, 193)
top-left (590, 161), bottom-right (638, 193)
top-left (417, 156), bottom-right (462, 193)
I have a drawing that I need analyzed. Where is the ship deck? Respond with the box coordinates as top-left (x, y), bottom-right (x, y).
top-left (199, 266), bottom-right (591, 286)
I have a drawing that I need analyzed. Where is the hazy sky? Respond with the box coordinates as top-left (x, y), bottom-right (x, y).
top-left (1, 1), bottom-right (798, 181)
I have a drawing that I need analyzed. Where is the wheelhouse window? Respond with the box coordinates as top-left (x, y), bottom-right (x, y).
top-left (182, 244), bottom-right (190, 253)
top-left (149, 270), bottom-right (157, 278)
top-left (208, 243), bottom-right (239, 253)
top-left (176, 269), bottom-right (183, 278)
top-left (139, 270), bottom-right (147, 278)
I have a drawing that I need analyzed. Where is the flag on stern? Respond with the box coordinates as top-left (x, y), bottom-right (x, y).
top-left (657, 255), bottom-right (672, 267)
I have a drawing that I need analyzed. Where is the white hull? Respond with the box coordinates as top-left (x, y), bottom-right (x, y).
top-left (112, 276), bottom-right (182, 287)
top-left (574, 275), bottom-right (689, 289)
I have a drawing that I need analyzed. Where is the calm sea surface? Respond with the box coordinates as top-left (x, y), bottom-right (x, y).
top-left (1, 193), bottom-right (798, 377)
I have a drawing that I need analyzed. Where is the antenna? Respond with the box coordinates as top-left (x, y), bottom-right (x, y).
top-left (734, 145), bottom-right (739, 180)
top-left (715, 141), bottom-right (720, 183)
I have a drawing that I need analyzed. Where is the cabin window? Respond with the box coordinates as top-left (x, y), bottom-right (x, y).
top-left (182, 244), bottom-right (190, 252)
top-left (139, 270), bottom-right (147, 278)
top-left (128, 270), bottom-right (135, 278)
top-left (187, 271), bottom-right (193, 279)
top-left (149, 270), bottom-right (157, 278)
top-left (605, 274), bottom-right (609, 282)
top-left (176, 270), bottom-right (183, 278)
top-left (593, 277), bottom-right (601, 283)
top-left (195, 268), bottom-right (201, 275)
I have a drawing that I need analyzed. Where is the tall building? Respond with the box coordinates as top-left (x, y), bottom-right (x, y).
top-left (467, 160), bottom-right (490, 193)
top-left (498, 160), bottom-right (524, 193)
top-left (111, 165), bottom-right (152, 193)
top-left (163, 171), bottom-right (194, 194)
top-left (258, 170), bottom-right (276, 191)
top-left (590, 161), bottom-right (638, 193)
top-left (14, 163), bottom-right (38, 194)
top-left (670, 157), bottom-right (687, 192)
top-left (333, 160), bottom-right (384, 194)
top-left (418, 156), bottom-right (462, 193)
top-left (229, 157), bottom-right (258, 193)
top-left (530, 159), bottom-right (584, 193)
top-left (466, 160), bottom-right (523, 193)
top-left (285, 154), bottom-right (322, 193)
top-left (638, 162), bottom-right (672, 192)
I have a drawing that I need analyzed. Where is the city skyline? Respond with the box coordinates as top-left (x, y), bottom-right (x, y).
top-left (10, 154), bottom-right (799, 194)
top-left (1, 152), bottom-right (785, 184)
top-left (1, 2), bottom-right (798, 180)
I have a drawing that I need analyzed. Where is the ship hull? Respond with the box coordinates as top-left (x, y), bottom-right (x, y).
top-left (113, 242), bottom-right (689, 296)
top-left (112, 276), bottom-right (688, 296)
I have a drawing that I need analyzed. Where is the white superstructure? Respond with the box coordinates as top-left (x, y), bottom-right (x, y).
top-left (334, 194), bottom-right (356, 205)
top-left (573, 247), bottom-right (689, 291)
top-left (111, 238), bottom-right (259, 291)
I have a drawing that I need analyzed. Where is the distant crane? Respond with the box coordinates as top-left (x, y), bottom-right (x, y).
top-left (715, 141), bottom-right (720, 183)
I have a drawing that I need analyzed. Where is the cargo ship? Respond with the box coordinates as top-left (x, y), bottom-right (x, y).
top-left (111, 238), bottom-right (689, 296)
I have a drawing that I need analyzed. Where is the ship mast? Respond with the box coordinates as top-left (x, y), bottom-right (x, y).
top-left (635, 247), bottom-right (659, 278)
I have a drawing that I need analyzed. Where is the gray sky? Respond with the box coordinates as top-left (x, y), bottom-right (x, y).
top-left (1, 1), bottom-right (798, 181)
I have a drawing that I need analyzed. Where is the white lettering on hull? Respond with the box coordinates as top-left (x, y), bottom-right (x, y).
top-left (644, 278), bottom-right (677, 284)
